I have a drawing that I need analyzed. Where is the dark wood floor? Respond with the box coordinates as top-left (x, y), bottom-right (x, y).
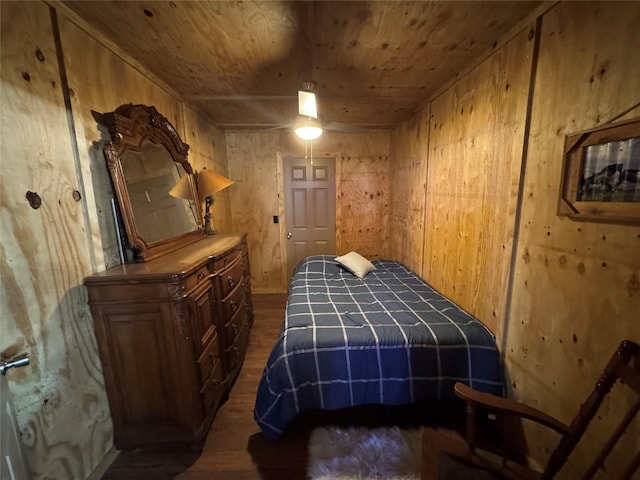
top-left (101, 293), bottom-right (468, 479)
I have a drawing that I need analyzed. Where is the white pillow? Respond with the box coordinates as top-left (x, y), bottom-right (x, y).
top-left (335, 251), bottom-right (376, 278)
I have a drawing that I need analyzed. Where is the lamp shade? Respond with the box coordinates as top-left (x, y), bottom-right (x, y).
top-left (196, 169), bottom-right (234, 200)
top-left (298, 90), bottom-right (318, 118)
top-left (294, 115), bottom-right (323, 140)
top-left (168, 174), bottom-right (193, 199)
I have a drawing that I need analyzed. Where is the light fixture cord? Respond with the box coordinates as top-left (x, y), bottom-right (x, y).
top-left (303, 140), bottom-right (314, 165)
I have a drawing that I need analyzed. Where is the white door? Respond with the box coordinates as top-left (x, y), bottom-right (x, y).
top-left (284, 157), bottom-right (336, 280)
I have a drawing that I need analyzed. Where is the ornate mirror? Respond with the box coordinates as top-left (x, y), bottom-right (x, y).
top-left (93, 104), bottom-right (203, 262)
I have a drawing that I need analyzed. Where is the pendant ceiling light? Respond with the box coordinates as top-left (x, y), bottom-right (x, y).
top-left (295, 84), bottom-right (323, 140)
top-left (294, 115), bottom-right (323, 140)
top-left (298, 89), bottom-right (318, 119)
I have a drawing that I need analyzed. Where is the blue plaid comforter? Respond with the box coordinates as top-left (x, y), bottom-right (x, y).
top-left (254, 256), bottom-right (504, 438)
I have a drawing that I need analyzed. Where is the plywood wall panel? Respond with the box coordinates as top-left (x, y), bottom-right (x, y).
top-left (506, 2), bottom-right (640, 473)
top-left (61, 16), bottom-right (228, 259)
top-left (389, 107), bottom-right (430, 273)
top-left (60, 15), bottom-right (181, 124)
top-left (339, 145), bottom-right (389, 259)
top-left (423, 26), bottom-right (534, 334)
top-left (1, 2), bottom-right (111, 478)
top-left (2, 3), bottom-right (231, 478)
top-left (181, 106), bottom-right (231, 233)
top-left (226, 132), bottom-right (283, 293)
top-left (60, 15), bottom-right (183, 268)
top-left (225, 131), bottom-right (390, 292)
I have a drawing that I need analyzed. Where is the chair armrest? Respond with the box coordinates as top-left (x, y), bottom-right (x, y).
top-left (454, 382), bottom-right (569, 435)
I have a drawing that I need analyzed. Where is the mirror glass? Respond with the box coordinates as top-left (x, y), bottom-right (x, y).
top-left (94, 104), bottom-right (204, 262)
top-left (121, 140), bottom-right (198, 244)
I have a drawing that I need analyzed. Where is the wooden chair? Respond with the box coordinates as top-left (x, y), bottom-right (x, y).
top-left (422, 339), bottom-right (640, 480)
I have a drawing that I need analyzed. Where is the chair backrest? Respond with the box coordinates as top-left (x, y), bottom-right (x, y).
top-left (543, 339), bottom-right (640, 480)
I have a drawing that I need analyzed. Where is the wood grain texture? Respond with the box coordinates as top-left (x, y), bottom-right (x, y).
top-left (505, 2), bottom-right (640, 475)
top-left (226, 132), bottom-right (284, 293)
top-left (100, 294), bottom-right (307, 480)
top-left (225, 131), bottom-right (390, 293)
top-left (389, 106), bottom-right (430, 275)
top-left (84, 234), bottom-right (252, 451)
top-left (181, 105), bottom-right (232, 234)
top-left (100, 294), bottom-right (472, 480)
top-left (422, 25), bottom-right (534, 334)
top-left (1, 2), bottom-right (111, 478)
top-left (4, 2), bottom-right (638, 479)
top-left (338, 143), bottom-right (390, 260)
top-left (59, 13), bottom-right (184, 268)
top-left (58, 1), bottom-right (540, 130)
top-left (2, 3), bottom-right (233, 478)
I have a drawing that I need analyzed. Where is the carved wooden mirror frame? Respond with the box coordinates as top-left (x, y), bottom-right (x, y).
top-left (93, 104), bottom-right (204, 262)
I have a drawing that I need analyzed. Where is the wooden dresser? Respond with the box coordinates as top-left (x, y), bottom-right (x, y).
top-left (84, 233), bottom-right (253, 451)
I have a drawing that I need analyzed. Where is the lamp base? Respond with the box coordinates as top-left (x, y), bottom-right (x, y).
top-left (204, 195), bottom-right (218, 235)
top-left (203, 196), bottom-right (218, 235)
top-left (203, 224), bottom-right (217, 236)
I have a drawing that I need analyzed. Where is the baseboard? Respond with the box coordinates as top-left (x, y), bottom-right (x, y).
top-left (86, 446), bottom-right (119, 480)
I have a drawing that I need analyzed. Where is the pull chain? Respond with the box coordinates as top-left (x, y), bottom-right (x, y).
top-left (304, 140), bottom-right (314, 165)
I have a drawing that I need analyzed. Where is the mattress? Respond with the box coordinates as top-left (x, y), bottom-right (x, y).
top-left (254, 255), bottom-right (504, 438)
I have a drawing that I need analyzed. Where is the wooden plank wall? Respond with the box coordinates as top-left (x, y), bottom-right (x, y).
top-left (424, 25), bottom-right (535, 334)
top-left (1, 2), bottom-right (230, 478)
top-left (505, 3), bottom-right (640, 474)
top-left (4, 1), bottom-right (638, 477)
top-left (181, 107), bottom-right (233, 234)
top-left (1, 3), bottom-right (108, 478)
top-left (389, 1), bottom-right (640, 473)
top-left (225, 131), bottom-right (389, 292)
top-left (60, 11), bottom-right (184, 268)
top-left (388, 107), bottom-right (430, 273)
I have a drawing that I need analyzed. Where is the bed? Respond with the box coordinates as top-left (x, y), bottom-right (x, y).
top-left (254, 255), bottom-right (504, 439)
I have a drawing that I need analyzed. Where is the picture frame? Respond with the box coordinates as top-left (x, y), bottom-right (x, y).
top-left (558, 117), bottom-right (640, 225)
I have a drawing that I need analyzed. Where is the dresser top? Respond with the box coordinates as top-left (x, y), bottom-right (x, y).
top-left (84, 233), bottom-right (246, 285)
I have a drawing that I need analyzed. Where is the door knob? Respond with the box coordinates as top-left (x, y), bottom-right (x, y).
top-left (1, 353), bottom-right (29, 375)
top-left (287, 232), bottom-right (292, 239)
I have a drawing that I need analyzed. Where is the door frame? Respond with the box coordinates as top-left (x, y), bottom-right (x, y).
top-left (276, 151), bottom-right (342, 286)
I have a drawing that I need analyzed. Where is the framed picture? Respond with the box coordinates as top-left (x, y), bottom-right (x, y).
top-left (558, 117), bottom-right (640, 225)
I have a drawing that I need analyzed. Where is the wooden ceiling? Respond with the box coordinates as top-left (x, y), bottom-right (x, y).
top-left (61, 1), bottom-right (541, 132)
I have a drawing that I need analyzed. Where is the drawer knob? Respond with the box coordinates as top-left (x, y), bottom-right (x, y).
top-left (229, 300), bottom-right (238, 312)
top-left (209, 351), bottom-right (218, 363)
top-left (224, 257), bottom-right (230, 266)
top-left (198, 271), bottom-right (206, 280)
top-left (227, 276), bottom-right (235, 288)
top-left (232, 323), bottom-right (240, 336)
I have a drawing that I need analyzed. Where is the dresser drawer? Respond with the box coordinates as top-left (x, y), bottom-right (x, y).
top-left (185, 263), bottom-right (212, 292)
top-left (217, 256), bottom-right (244, 299)
top-left (224, 298), bottom-right (248, 345)
top-left (221, 278), bottom-right (246, 322)
top-left (190, 282), bottom-right (216, 352)
top-left (225, 316), bottom-right (250, 376)
top-left (213, 248), bottom-right (241, 274)
top-left (200, 360), bottom-right (225, 411)
top-left (197, 331), bottom-right (222, 385)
